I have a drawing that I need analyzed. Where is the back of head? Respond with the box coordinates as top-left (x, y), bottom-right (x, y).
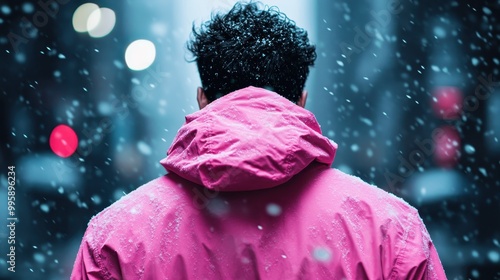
top-left (187, 1), bottom-right (316, 103)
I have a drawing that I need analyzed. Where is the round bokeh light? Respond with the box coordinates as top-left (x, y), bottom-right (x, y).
top-left (125, 39), bottom-right (156, 71)
top-left (433, 126), bottom-right (460, 168)
top-left (431, 86), bottom-right (463, 120)
top-left (72, 3), bottom-right (99, 33)
top-left (87, 7), bottom-right (116, 38)
top-left (50, 124), bottom-right (78, 158)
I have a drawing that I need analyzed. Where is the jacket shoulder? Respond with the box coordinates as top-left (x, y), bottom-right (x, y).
top-left (88, 176), bottom-right (182, 229)
top-left (303, 166), bottom-right (438, 278)
top-left (309, 166), bottom-right (418, 216)
top-left (79, 175), bottom-right (186, 279)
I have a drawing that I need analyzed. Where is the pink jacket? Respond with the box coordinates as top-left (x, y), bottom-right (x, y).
top-left (71, 86), bottom-right (447, 279)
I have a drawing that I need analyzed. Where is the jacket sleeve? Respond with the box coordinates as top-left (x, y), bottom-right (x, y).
top-left (70, 225), bottom-right (109, 280)
top-left (389, 210), bottom-right (447, 280)
top-left (70, 218), bottom-right (120, 280)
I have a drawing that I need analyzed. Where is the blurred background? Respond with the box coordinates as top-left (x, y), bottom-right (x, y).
top-left (0, 0), bottom-right (499, 279)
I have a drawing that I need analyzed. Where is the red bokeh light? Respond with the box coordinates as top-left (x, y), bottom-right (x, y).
top-left (431, 86), bottom-right (463, 120)
top-left (433, 126), bottom-right (460, 168)
top-left (49, 124), bottom-right (78, 158)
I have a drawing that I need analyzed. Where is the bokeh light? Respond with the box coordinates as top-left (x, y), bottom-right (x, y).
top-left (431, 86), bottom-right (463, 120)
top-left (49, 124), bottom-right (79, 158)
top-left (125, 39), bottom-right (156, 71)
top-left (88, 8), bottom-right (116, 38)
top-left (72, 3), bottom-right (99, 33)
top-left (434, 126), bottom-right (461, 168)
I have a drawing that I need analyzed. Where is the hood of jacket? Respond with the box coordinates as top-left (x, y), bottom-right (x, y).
top-left (160, 86), bottom-right (337, 191)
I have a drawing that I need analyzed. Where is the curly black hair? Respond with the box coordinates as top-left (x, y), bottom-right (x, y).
top-left (187, 1), bottom-right (316, 103)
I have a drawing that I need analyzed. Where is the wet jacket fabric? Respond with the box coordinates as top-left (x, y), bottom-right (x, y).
top-left (71, 86), bottom-right (447, 279)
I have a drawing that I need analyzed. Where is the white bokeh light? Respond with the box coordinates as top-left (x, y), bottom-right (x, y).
top-left (72, 3), bottom-right (99, 33)
top-left (87, 8), bottom-right (116, 38)
top-left (86, 7), bottom-right (101, 32)
top-left (125, 40), bottom-right (157, 71)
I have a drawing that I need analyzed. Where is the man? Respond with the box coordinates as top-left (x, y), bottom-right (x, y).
top-left (71, 2), bottom-right (446, 279)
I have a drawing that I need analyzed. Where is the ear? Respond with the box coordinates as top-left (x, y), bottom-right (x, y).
top-left (197, 87), bottom-right (209, 110)
top-left (297, 90), bottom-right (308, 108)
